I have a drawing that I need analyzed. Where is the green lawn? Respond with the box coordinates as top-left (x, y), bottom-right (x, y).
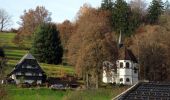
top-left (6, 85), bottom-right (68, 100)
top-left (5, 85), bottom-right (128, 100)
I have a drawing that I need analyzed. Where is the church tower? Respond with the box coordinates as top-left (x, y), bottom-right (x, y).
top-left (116, 32), bottom-right (139, 85)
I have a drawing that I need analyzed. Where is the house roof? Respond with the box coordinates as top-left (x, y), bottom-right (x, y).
top-left (8, 53), bottom-right (45, 76)
top-left (18, 53), bottom-right (35, 64)
top-left (114, 82), bottom-right (170, 100)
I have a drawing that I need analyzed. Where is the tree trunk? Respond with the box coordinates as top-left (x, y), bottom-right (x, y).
top-left (86, 73), bottom-right (89, 89)
top-left (95, 74), bottom-right (99, 89)
top-left (0, 19), bottom-right (4, 32)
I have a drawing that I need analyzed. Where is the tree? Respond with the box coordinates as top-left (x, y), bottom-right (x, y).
top-left (0, 48), bottom-right (7, 99)
top-left (132, 25), bottom-right (169, 81)
top-left (68, 5), bottom-right (117, 88)
top-left (130, 0), bottom-right (147, 23)
top-left (147, 0), bottom-right (164, 24)
top-left (57, 20), bottom-right (76, 64)
top-left (31, 23), bottom-right (63, 64)
top-left (0, 9), bottom-right (11, 32)
top-left (18, 6), bottom-right (51, 36)
top-left (164, 0), bottom-right (170, 15)
top-left (101, 0), bottom-right (114, 10)
top-left (139, 43), bottom-right (167, 81)
top-left (130, 0), bottom-right (147, 14)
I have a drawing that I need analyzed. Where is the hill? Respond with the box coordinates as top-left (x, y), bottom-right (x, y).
top-left (0, 32), bottom-right (75, 77)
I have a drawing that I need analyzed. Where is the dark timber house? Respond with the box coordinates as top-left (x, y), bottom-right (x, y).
top-left (8, 53), bottom-right (46, 84)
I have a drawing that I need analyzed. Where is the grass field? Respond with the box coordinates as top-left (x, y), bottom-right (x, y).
top-left (0, 32), bottom-right (75, 77)
top-left (5, 85), bottom-right (128, 100)
top-left (6, 85), bottom-right (68, 100)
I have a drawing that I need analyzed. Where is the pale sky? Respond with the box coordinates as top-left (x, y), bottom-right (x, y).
top-left (0, 0), bottom-right (102, 29)
top-left (0, 0), bottom-right (167, 29)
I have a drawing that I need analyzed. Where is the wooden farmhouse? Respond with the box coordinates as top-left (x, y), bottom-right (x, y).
top-left (8, 53), bottom-right (46, 84)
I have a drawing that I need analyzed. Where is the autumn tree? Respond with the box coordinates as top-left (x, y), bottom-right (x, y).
top-left (147, 0), bottom-right (164, 24)
top-left (68, 4), bottom-right (117, 88)
top-left (0, 9), bottom-right (11, 32)
top-left (31, 23), bottom-right (63, 64)
top-left (18, 6), bottom-right (51, 36)
top-left (129, 0), bottom-right (147, 22)
top-left (57, 20), bottom-right (76, 64)
top-left (132, 25), bottom-right (169, 81)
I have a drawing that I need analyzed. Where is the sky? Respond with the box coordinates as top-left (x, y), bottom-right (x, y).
top-left (0, 0), bottom-right (101, 29)
top-left (0, 0), bottom-right (167, 29)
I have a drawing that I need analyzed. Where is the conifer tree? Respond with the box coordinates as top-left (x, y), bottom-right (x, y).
top-left (112, 0), bottom-right (130, 35)
top-left (101, 0), bottom-right (114, 10)
top-left (31, 23), bottom-right (63, 64)
top-left (147, 0), bottom-right (164, 24)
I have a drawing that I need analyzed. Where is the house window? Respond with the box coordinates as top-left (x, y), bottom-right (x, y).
top-left (120, 78), bottom-right (123, 82)
top-left (126, 78), bottom-right (130, 82)
top-left (126, 62), bottom-right (130, 68)
top-left (120, 62), bottom-right (123, 68)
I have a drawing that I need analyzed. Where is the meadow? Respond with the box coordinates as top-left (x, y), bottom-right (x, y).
top-left (5, 84), bottom-right (128, 100)
top-left (0, 32), bottom-right (128, 100)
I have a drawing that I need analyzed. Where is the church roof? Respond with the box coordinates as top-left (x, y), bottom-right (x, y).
top-left (118, 47), bottom-right (138, 63)
top-left (114, 82), bottom-right (170, 100)
top-left (125, 49), bottom-right (138, 63)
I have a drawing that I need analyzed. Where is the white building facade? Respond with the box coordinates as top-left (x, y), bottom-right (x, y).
top-left (102, 49), bottom-right (139, 85)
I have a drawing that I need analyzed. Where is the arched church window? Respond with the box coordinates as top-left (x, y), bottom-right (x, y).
top-left (120, 62), bottom-right (123, 68)
top-left (120, 78), bottom-right (123, 82)
top-left (134, 68), bottom-right (137, 73)
top-left (126, 78), bottom-right (130, 82)
top-left (126, 62), bottom-right (130, 68)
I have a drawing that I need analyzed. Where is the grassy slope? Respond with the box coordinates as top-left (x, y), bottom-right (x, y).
top-left (0, 32), bottom-right (74, 77)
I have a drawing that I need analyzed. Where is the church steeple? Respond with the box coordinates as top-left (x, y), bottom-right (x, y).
top-left (118, 30), bottom-right (123, 48)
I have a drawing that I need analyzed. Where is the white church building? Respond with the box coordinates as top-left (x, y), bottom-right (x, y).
top-left (103, 31), bottom-right (139, 85)
top-left (102, 48), bottom-right (139, 85)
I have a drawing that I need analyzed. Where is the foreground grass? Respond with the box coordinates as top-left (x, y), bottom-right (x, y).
top-left (6, 85), bottom-right (129, 100)
top-left (7, 85), bottom-right (68, 100)
top-left (63, 86), bottom-right (129, 100)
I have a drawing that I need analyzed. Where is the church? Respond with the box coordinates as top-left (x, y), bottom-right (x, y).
top-left (8, 53), bottom-right (46, 84)
top-left (102, 32), bottom-right (139, 85)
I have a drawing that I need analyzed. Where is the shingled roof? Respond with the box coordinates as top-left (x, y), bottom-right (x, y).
top-left (119, 47), bottom-right (138, 63)
top-left (114, 82), bottom-right (170, 100)
top-left (18, 53), bottom-right (35, 64)
top-left (8, 53), bottom-right (45, 76)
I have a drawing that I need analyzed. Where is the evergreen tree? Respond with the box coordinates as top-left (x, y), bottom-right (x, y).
top-left (147, 0), bottom-right (164, 24)
top-left (31, 23), bottom-right (63, 64)
top-left (101, 0), bottom-right (114, 10)
top-left (111, 0), bottom-right (142, 36)
top-left (112, 0), bottom-right (130, 35)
